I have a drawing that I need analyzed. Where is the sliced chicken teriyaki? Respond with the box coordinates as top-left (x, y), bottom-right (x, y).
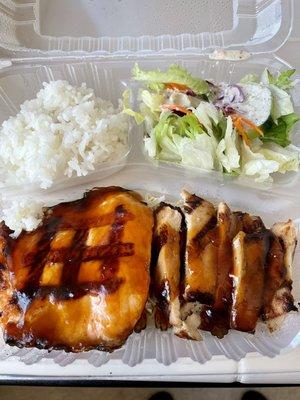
top-left (181, 190), bottom-right (217, 305)
top-left (200, 203), bottom-right (239, 338)
top-left (154, 190), bottom-right (297, 340)
top-left (152, 203), bottom-right (183, 331)
top-left (231, 229), bottom-right (270, 332)
top-left (152, 201), bottom-right (204, 341)
top-left (231, 217), bottom-right (297, 332)
top-left (262, 220), bottom-right (297, 325)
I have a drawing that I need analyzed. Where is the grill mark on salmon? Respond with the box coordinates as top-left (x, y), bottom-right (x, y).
top-left (23, 218), bottom-right (61, 295)
top-left (18, 203), bottom-right (135, 302)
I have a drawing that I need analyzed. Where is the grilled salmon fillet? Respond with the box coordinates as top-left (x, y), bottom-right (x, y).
top-left (0, 187), bottom-right (153, 352)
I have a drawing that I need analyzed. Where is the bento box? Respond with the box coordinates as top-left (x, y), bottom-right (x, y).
top-left (0, 0), bottom-right (299, 374)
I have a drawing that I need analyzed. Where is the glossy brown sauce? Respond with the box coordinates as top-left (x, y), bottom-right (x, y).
top-left (183, 194), bottom-right (205, 213)
top-left (192, 215), bottom-right (218, 250)
top-left (261, 234), bottom-right (297, 319)
top-left (151, 203), bottom-right (184, 330)
top-left (151, 202), bottom-right (184, 285)
top-left (0, 188), bottom-right (296, 347)
top-left (151, 224), bottom-right (168, 276)
top-left (188, 213), bottom-right (218, 305)
top-left (22, 217), bottom-right (61, 292)
top-left (200, 307), bottom-right (230, 338)
top-left (151, 203), bottom-right (183, 270)
top-left (198, 220), bottom-right (232, 337)
top-left (231, 230), bottom-right (272, 332)
top-left (8, 192), bottom-right (136, 313)
top-left (134, 309), bottom-right (147, 333)
top-left (0, 187), bottom-right (155, 352)
top-left (199, 213), bottom-right (270, 336)
top-left (154, 280), bottom-right (172, 331)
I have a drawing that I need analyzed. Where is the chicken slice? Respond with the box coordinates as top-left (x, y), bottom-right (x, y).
top-left (221, 210), bottom-right (266, 314)
top-left (231, 228), bottom-right (270, 332)
top-left (215, 203), bottom-right (237, 309)
top-left (200, 203), bottom-right (236, 337)
top-left (152, 203), bottom-right (183, 331)
top-left (262, 220), bottom-right (297, 324)
top-left (181, 190), bottom-right (217, 305)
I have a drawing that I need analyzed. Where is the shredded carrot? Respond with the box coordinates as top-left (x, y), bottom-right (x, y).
top-left (232, 117), bottom-right (250, 145)
top-left (161, 103), bottom-right (192, 115)
top-left (165, 82), bottom-right (190, 92)
top-left (231, 114), bottom-right (263, 145)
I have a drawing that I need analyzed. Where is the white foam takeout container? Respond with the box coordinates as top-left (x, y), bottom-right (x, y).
top-left (0, 0), bottom-right (299, 378)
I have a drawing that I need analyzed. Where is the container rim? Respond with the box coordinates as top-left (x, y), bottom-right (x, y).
top-left (0, 0), bottom-right (295, 60)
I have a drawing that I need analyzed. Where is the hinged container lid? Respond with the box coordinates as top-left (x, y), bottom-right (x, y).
top-left (0, 0), bottom-right (294, 59)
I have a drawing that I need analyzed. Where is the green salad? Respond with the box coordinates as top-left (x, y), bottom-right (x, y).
top-left (124, 64), bottom-right (300, 182)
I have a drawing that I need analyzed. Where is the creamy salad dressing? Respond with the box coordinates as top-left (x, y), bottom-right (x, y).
top-left (209, 49), bottom-right (251, 61)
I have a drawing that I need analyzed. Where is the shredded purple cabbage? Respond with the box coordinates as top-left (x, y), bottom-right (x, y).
top-left (214, 84), bottom-right (245, 113)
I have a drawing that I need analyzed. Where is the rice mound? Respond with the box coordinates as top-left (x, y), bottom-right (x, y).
top-left (1, 198), bottom-right (44, 238)
top-left (0, 80), bottom-right (129, 189)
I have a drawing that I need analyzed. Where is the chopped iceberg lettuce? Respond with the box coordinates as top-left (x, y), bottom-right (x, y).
top-left (241, 141), bottom-right (279, 182)
top-left (122, 89), bottom-right (145, 124)
top-left (141, 90), bottom-right (164, 113)
top-left (268, 84), bottom-right (294, 121)
top-left (132, 64), bottom-right (209, 95)
top-left (216, 116), bottom-right (240, 173)
top-left (260, 142), bottom-right (299, 174)
top-left (179, 135), bottom-right (217, 170)
top-left (194, 102), bottom-right (222, 135)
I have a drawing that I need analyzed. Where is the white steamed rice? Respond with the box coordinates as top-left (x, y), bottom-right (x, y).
top-left (0, 80), bottom-right (129, 189)
top-left (1, 198), bottom-right (44, 237)
top-left (0, 80), bottom-right (129, 235)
